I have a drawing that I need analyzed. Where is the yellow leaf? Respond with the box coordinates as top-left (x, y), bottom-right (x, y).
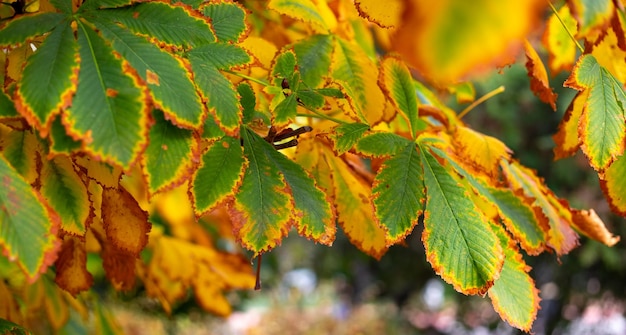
top-left (393, 0), bottom-right (545, 84)
top-left (353, 0), bottom-right (403, 28)
top-left (54, 236), bottom-right (94, 296)
top-left (571, 209), bottom-right (619, 246)
top-left (268, 0), bottom-right (337, 34)
top-left (552, 90), bottom-right (587, 159)
top-left (523, 40), bottom-right (558, 111)
top-left (454, 126), bottom-right (511, 177)
top-left (541, 4), bottom-right (578, 75)
top-left (569, 0), bottom-right (614, 42)
top-left (101, 186), bottom-right (150, 255)
top-left (590, 27), bottom-right (626, 83)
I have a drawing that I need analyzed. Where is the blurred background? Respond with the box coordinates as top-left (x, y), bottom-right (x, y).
top-left (86, 62), bottom-right (626, 335)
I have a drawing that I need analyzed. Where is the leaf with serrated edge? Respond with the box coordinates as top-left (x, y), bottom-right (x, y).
top-left (332, 122), bottom-right (369, 155)
top-left (201, 1), bottom-right (248, 43)
top-left (356, 132), bottom-right (413, 157)
top-left (420, 145), bottom-right (503, 294)
top-left (488, 223), bottom-right (539, 332)
top-left (372, 143), bottom-right (424, 244)
top-left (15, 20), bottom-right (78, 137)
top-left (64, 22), bottom-right (150, 170)
top-left (541, 5), bottom-right (577, 75)
top-left (97, 2), bottom-right (215, 48)
top-left (90, 17), bottom-right (204, 129)
top-left (501, 160), bottom-right (579, 255)
top-left (564, 54), bottom-right (626, 171)
top-left (523, 39), bottom-right (557, 111)
top-left (101, 186), bottom-right (150, 255)
top-left (0, 13), bottom-right (64, 46)
top-left (268, 0), bottom-right (333, 33)
top-left (49, 116), bottom-right (82, 156)
top-left (601, 154), bottom-right (626, 215)
top-left (192, 136), bottom-right (245, 216)
top-left (324, 146), bottom-right (388, 259)
top-left (553, 91), bottom-right (587, 160)
top-left (143, 110), bottom-right (197, 196)
top-left (54, 236), bottom-right (94, 296)
top-left (262, 134), bottom-right (336, 245)
top-left (41, 155), bottom-right (90, 236)
top-left (453, 126), bottom-right (511, 177)
top-left (379, 56), bottom-right (420, 138)
top-left (293, 34), bottom-right (333, 88)
top-left (571, 209), bottom-right (619, 246)
top-left (354, 0), bottom-right (402, 28)
top-left (0, 127), bottom-right (40, 184)
top-left (0, 154), bottom-right (60, 282)
top-left (232, 128), bottom-right (292, 253)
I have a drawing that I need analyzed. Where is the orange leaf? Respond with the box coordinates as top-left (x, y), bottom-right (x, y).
top-left (101, 186), bottom-right (151, 255)
top-left (54, 236), bottom-right (94, 296)
top-left (552, 91), bottom-right (587, 159)
top-left (571, 209), bottom-right (619, 246)
top-left (102, 245), bottom-right (137, 291)
top-left (353, 0), bottom-right (403, 28)
top-left (523, 40), bottom-right (558, 111)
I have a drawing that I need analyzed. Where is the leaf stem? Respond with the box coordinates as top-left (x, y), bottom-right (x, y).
top-left (547, 0), bottom-right (584, 53)
top-left (225, 70), bottom-right (269, 87)
top-left (458, 85), bottom-right (505, 119)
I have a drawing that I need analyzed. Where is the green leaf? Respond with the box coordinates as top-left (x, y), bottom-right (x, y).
top-left (143, 110), bottom-right (195, 195)
top-left (192, 136), bottom-right (245, 216)
top-left (89, 17), bottom-right (205, 129)
top-left (16, 20), bottom-right (78, 135)
top-left (316, 87), bottom-right (344, 98)
top-left (488, 224), bottom-right (539, 332)
top-left (0, 128), bottom-right (39, 184)
top-left (292, 34), bottom-right (333, 88)
top-left (65, 22), bottom-right (150, 169)
top-left (355, 132), bottom-right (413, 157)
top-left (262, 133), bottom-right (335, 244)
top-left (202, 117), bottom-right (226, 141)
top-left (372, 143), bottom-right (424, 244)
top-left (0, 13), bottom-right (65, 46)
top-left (565, 54), bottom-right (626, 171)
top-left (50, 0), bottom-right (73, 14)
top-left (233, 128), bottom-right (292, 253)
top-left (420, 145), bottom-right (503, 294)
top-left (273, 93), bottom-right (298, 126)
top-left (272, 50), bottom-right (297, 80)
top-left (78, 0), bottom-right (132, 11)
top-left (296, 88), bottom-right (324, 109)
top-left (49, 117), bottom-right (82, 156)
top-left (97, 2), bottom-right (215, 48)
top-left (40, 156), bottom-right (90, 236)
top-left (332, 122), bottom-right (369, 155)
top-left (379, 56), bottom-right (420, 139)
top-left (268, 0), bottom-right (331, 33)
top-left (187, 43), bottom-right (251, 70)
top-left (0, 91), bottom-right (18, 119)
top-left (0, 154), bottom-right (60, 282)
top-left (0, 318), bottom-right (32, 335)
top-left (238, 83), bottom-right (257, 124)
top-left (201, 2), bottom-right (247, 42)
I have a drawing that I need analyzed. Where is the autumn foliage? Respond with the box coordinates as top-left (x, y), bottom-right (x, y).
top-left (0, 0), bottom-right (624, 333)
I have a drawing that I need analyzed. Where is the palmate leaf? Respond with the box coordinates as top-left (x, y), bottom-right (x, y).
top-left (15, 19), bottom-right (78, 136)
top-left (564, 54), bottom-right (626, 171)
top-left (0, 13), bottom-right (65, 46)
top-left (379, 56), bottom-right (421, 138)
top-left (88, 17), bottom-right (205, 129)
top-left (488, 223), bottom-right (540, 332)
top-left (96, 1), bottom-right (215, 48)
top-left (187, 43), bottom-right (251, 134)
top-left (0, 154), bottom-right (60, 282)
top-left (419, 144), bottom-right (503, 294)
top-left (64, 22), bottom-right (150, 170)
top-left (192, 136), bottom-right (246, 216)
top-left (143, 110), bottom-right (197, 196)
top-left (233, 128), bottom-right (292, 253)
top-left (453, 126), bottom-right (511, 177)
top-left (372, 143), bottom-right (424, 244)
top-left (40, 155), bottom-right (90, 236)
top-left (201, 1), bottom-right (248, 43)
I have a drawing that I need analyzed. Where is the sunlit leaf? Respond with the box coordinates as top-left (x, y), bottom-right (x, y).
top-left (488, 224), bottom-right (539, 332)
top-left (15, 20), bottom-right (78, 136)
top-left (372, 143), bottom-right (424, 244)
top-left (232, 128), bottom-right (292, 253)
top-left (564, 54), bottom-right (626, 171)
top-left (353, 0), bottom-right (402, 28)
top-left (590, 27), bottom-right (626, 83)
top-left (54, 236), bottom-right (93, 296)
top-left (453, 126), bottom-right (511, 177)
top-left (393, 0), bottom-right (545, 84)
top-left (523, 39), bottom-right (557, 111)
top-left (143, 110), bottom-right (197, 196)
top-left (292, 34), bottom-right (333, 88)
top-left (332, 38), bottom-right (385, 124)
top-left (96, 1), bottom-right (215, 48)
top-left (420, 144), bottom-right (503, 294)
top-left (331, 122), bottom-right (369, 155)
top-left (268, 0), bottom-right (336, 33)
top-left (379, 56), bottom-right (421, 138)
top-left (571, 209), bottom-right (619, 246)
top-left (600, 154), bottom-right (626, 216)
top-left (356, 132), bottom-right (412, 157)
top-left (0, 318), bottom-right (31, 335)
top-left (569, 0), bottom-right (614, 41)
top-left (65, 22), bottom-right (150, 170)
top-left (552, 91), bottom-right (587, 159)
top-left (201, 1), bottom-right (248, 43)
top-left (542, 5), bottom-right (577, 75)
top-left (90, 17), bottom-right (205, 129)
top-left (40, 155), bottom-right (90, 236)
top-left (0, 154), bottom-right (60, 282)
top-left (192, 136), bottom-right (245, 216)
